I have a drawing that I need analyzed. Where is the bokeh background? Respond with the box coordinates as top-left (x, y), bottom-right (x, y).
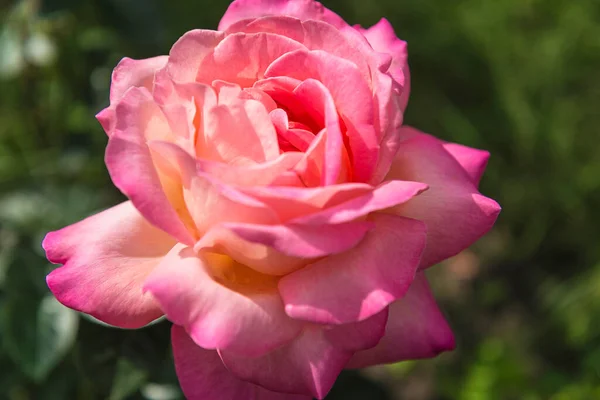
top-left (1, 0), bottom-right (599, 399)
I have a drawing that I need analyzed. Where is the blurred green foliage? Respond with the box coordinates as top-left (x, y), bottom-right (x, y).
top-left (1, 0), bottom-right (599, 399)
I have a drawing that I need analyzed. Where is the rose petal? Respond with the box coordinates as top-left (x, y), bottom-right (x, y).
top-left (110, 56), bottom-right (169, 104)
top-left (218, 0), bottom-right (348, 31)
top-left (324, 308), bottom-right (389, 352)
top-left (292, 79), bottom-right (345, 185)
top-left (219, 325), bottom-right (351, 399)
top-left (198, 32), bottom-right (306, 88)
top-left (196, 151), bottom-right (305, 187)
top-left (167, 29), bottom-right (226, 82)
top-left (266, 50), bottom-right (377, 182)
top-left (346, 272), bottom-right (455, 368)
top-left (172, 325), bottom-right (310, 400)
top-left (148, 141), bottom-right (280, 234)
top-left (442, 142), bottom-right (490, 186)
top-left (44, 201), bottom-right (174, 328)
top-left (228, 17), bottom-right (374, 82)
top-left (358, 18), bottom-right (410, 111)
top-left (194, 226), bottom-right (309, 276)
top-left (237, 182), bottom-right (371, 221)
top-left (145, 244), bottom-right (302, 356)
top-left (289, 180), bottom-right (427, 225)
top-left (203, 84), bottom-right (281, 164)
top-left (96, 56), bottom-right (168, 136)
top-left (386, 127), bottom-right (501, 268)
top-left (278, 213), bottom-right (426, 324)
top-left (105, 87), bottom-right (196, 244)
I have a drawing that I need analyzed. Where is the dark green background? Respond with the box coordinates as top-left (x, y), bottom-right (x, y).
top-left (1, 0), bottom-right (599, 399)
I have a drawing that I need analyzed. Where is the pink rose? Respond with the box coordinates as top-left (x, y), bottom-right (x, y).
top-left (44, 0), bottom-right (500, 399)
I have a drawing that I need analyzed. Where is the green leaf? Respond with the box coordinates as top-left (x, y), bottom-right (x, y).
top-left (109, 358), bottom-right (148, 400)
top-left (34, 295), bottom-right (79, 381)
top-left (1, 294), bottom-right (79, 382)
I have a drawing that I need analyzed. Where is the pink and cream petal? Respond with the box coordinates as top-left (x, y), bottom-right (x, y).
top-left (224, 219), bottom-right (374, 259)
top-left (218, 0), bottom-right (348, 32)
top-left (166, 29), bottom-right (226, 82)
top-left (290, 180), bottom-right (427, 225)
top-left (172, 326), bottom-right (310, 400)
top-left (110, 56), bottom-right (168, 104)
top-left (195, 226), bottom-right (309, 276)
top-left (238, 182), bottom-right (374, 221)
top-left (98, 56), bottom-right (169, 137)
top-left (219, 325), bottom-right (351, 399)
top-left (346, 273), bottom-right (455, 368)
top-left (203, 88), bottom-right (281, 164)
top-left (144, 244), bottom-right (302, 356)
top-left (386, 127), bottom-right (501, 268)
top-left (278, 213), bottom-right (427, 325)
top-left (44, 201), bottom-right (174, 328)
top-left (196, 151), bottom-right (305, 187)
top-left (148, 141), bottom-right (280, 235)
top-left (105, 87), bottom-right (195, 244)
top-left (197, 32), bottom-right (307, 88)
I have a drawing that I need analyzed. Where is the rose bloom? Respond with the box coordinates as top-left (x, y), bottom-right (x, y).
top-left (44, 0), bottom-right (500, 399)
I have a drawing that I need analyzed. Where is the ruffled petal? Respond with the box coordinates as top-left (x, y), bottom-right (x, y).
top-left (289, 180), bottom-right (427, 225)
top-left (218, 0), bottom-right (348, 31)
top-left (219, 325), bottom-right (351, 399)
top-left (203, 82), bottom-right (281, 164)
top-left (172, 326), bottom-right (310, 400)
top-left (105, 87), bottom-right (196, 244)
top-left (346, 273), bottom-right (455, 368)
top-left (166, 29), bottom-right (226, 82)
top-left (97, 56), bottom-right (168, 136)
top-left (266, 49), bottom-right (377, 182)
top-left (110, 56), bottom-right (169, 104)
top-left (358, 18), bottom-right (410, 111)
top-left (44, 201), bottom-right (174, 328)
top-left (144, 244), bottom-right (302, 356)
top-left (194, 226), bottom-right (309, 276)
top-left (227, 17), bottom-right (375, 83)
top-left (148, 141), bottom-right (279, 234)
top-left (386, 127), bottom-right (501, 268)
top-left (197, 32), bottom-right (306, 88)
top-left (278, 213), bottom-right (426, 324)
top-left (222, 219), bottom-right (374, 259)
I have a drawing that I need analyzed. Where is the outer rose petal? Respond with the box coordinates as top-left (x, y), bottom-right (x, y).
top-left (218, 0), bottom-right (348, 31)
top-left (346, 273), bottom-right (455, 368)
top-left (43, 201), bottom-right (174, 328)
top-left (110, 56), bottom-right (169, 104)
top-left (442, 142), bottom-right (490, 186)
top-left (278, 213), bottom-right (427, 324)
top-left (220, 325), bottom-right (355, 399)
top-left (144, 244), bottom-right (303, 356)
top-left (359, 18), bottom-right (410, 111)
top-left (97, 56), bottom-right (168, 136)
top-left (167, 29), bottom-right (226, 82)
top-left (105, 87), bottom-right (196, 245)
top-left (172, 326), bottom-right (310, 400)
top-left (387, 127), bottom-right (501, 268)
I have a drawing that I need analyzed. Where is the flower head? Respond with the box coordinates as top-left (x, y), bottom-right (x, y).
top-left (44, 1), bottom-right (500, 398)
